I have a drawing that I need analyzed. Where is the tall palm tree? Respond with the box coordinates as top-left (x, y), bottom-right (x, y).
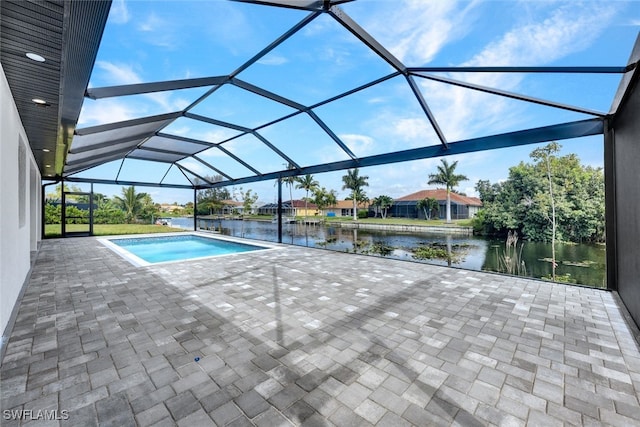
top-left (342, 168), bottom-right (369, 220)
top-left (428, 159), bottom-right (468, 223)
top-left (283, 163), bottom-right (296, 218)
top-left (114, 186), bottom-right (146, 223)
top-left (295, 174), bottom-right (319, 221)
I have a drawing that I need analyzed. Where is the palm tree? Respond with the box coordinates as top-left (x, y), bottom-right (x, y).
top-left (373, 195), bottom-right (393, 219)
top-left (282, 163), bottom-right (296, 218)
top-left (114, 186), bottom-right (146, 223)
top-left (312, 187), bottom-right (337, 218)
top-left (295, 174), bottom-right (319, 221)
top-left (428, 159), bottom-right (468, 223)
top-left (342, 168), bottom-right (369, 220)
top-left (416, 197), bottom-right (439, 220)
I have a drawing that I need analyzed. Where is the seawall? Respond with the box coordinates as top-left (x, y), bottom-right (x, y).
top-left (334, 222), bottom-right (474, 235)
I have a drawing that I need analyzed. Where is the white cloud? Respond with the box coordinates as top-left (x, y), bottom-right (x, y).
top-left (138, 12), bottom-right (163, 32)
top-left (340, 133), bottom-right (375, 156)
top-left (367, 97), bottom-right (386, 104)
top-left (77, 99), bottom-right (137, 126)
top-left (137, 12), bottom-right (179, 49)
top-left (416, 1), bottom-right (622, 142)
top-left (96, 61), bottom-right (141, 85)
top-left (465, 2), bottom-right (617, 67)
top-left (176, 158), bottom-right (208, 176)
top-left (109, 0), bottom-right (130, 24)
top-left (94, 61), bottom-right (188, 113)
top-left (258, 55), bottom-right (289, 66)
top-left (360, 0), bottom-right (480, 65)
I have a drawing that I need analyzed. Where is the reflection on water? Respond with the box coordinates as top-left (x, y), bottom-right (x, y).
top-left (172, 218), bottom-right (605, 288)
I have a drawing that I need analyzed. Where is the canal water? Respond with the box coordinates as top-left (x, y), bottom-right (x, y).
top-left (172, 217), bottom-right (606, 288)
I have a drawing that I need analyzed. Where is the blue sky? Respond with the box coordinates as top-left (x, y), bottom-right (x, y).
top-left (71, 0), bottom-right (640, 205)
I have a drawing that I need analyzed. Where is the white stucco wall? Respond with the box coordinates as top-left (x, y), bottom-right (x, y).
top-left (1, 63), bottom-right (41, 348)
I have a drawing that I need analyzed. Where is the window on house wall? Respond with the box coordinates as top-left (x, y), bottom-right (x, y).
top-left (18, 137), bottom-right (26, 228)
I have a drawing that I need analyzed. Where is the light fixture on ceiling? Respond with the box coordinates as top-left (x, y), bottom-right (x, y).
top-left (42, 148), bottom-right (50, 152)
top-left (26, 52), bottom-right (45, 62)
top-left (32, 98), bottom-right (50, 107)
top-left (45, 164), bottom-right (51, 168)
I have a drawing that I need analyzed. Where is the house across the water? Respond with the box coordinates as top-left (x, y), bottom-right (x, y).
top-left (390, 189), bottom-right (482, 220)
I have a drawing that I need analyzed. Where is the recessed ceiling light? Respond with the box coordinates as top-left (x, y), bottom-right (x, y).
top-left (45, 164), bottom-right (51, 168)
top-left (32, 98), bottom-right (48, 104)
top-left (42, 148), bottom-right (50, 152)
top-left (26, 52), bottom-right (46, 62)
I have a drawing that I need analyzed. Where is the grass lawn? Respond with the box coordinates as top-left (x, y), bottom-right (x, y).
top-left (45, 224), bottom-right (185, 238)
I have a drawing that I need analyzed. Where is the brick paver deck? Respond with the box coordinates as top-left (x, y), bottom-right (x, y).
top-left (1, 234), bottom-right (639, 426)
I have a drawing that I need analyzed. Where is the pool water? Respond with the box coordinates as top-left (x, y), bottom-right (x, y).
top-left (103, 234), bottom-right (271, 266)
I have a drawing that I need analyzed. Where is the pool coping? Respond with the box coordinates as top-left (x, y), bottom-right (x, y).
top-left (97, 232), bottom-right (281, 267)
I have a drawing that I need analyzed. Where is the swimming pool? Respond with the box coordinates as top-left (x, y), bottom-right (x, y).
top-left (100, 233), bottom-right (274, 266)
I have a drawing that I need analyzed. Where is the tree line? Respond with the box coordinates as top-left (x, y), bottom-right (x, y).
top-left (473, 142), bottom-right (605, 244)
top-left (45, 185), bottom-right (192, 224)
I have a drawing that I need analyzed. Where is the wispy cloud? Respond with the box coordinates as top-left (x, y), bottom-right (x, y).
top-left (340, 133), bottom-right (375, 156)
top-left (137, 12), bottom-right (179, 49)
top-left (77, 99), bottom-right (137, 126)
top-left (138, 12), bottom-right (162, 33)
top-left (96, 61), bottom-right (141, 85)
top-left (418, 1), bottom-right (622, 141)
top-left (109, 0), bottom-right (130, 24)
top-left (359, 0), bottom-right (480, 65)
top-left (93, 61), bottom-right (187, 113)
top-left (465, 2), bottom-right (618, 67)
top-left (258, 55), bottom-right (289, 66)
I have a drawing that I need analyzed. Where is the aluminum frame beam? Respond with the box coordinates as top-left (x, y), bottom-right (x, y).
top-left (69, 132), bottom-right (154, 154)
top-left (192, 118), bottom-right (604, 188)
top-left (252, 132), bottom-right (301, 169)
top-left (231, 78), bottom-right (306, 111)
top-left (156, 133), bottom-right (218, 148)
top-left (185, 113), bottom-right (302, 170)
top-left (66, 145), bottom-right (136, 166)
top-left (412, 71), bottom-right (608, 117)
top-left (176, 164), bottom-right (214, 185)
top-left (63, 176), bottom-right (195, 190)
top-left (405, 75), bottom-right (448, 148)
top-left (231, 0), bottom-right (354, 12)
top-left (408, 66), bottom-right (631, 74)
top-left (329, 6), bottom-right (405, 73)
top-left (85, 76), bottom-right (229, 99)
top-left (306, 110), bottom-right (358, 160)
top-left (74, 111), bottom-right (182, 135)
top-left (215, 144), bottom-right (263, 176)
top-left (191, 155), bottom-right (234, 180)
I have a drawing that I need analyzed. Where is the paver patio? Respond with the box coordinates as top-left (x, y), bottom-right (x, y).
top-left (1, 234), bottom-right (640, 426)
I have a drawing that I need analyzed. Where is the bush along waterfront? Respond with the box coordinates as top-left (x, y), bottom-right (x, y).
top-left (473, 142), bottom-right (605, 284)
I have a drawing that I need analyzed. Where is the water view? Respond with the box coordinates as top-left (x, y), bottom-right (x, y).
top-left (172, 217), bottom-right (606, 288)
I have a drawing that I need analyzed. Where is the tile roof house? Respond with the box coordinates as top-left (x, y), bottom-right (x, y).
top-left (258, 200), bottom-right (318, 217)
top-left (324, 200), bottom-right (369, 217)
top-left (392, 189), bottom-right (482, 220)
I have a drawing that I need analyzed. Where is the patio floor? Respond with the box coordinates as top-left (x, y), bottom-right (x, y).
top-left (2, 235), bottom-right (640, 426)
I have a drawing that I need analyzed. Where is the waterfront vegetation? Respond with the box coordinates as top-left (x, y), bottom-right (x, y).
top-left (45, 223), bottom-right (184, 238)
top-left (472, 143), bottom-right (604, 244)
top-left (193, 218), bottom-right (605, 288)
